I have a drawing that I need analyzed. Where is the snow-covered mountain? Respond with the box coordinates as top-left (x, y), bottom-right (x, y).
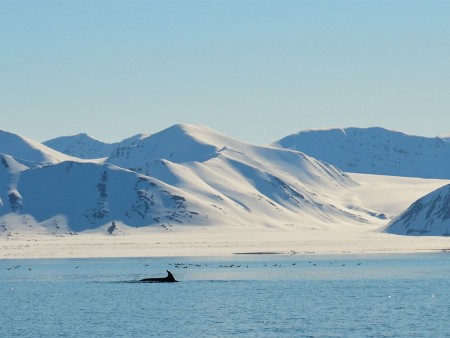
top-left (43, 133), bottom-right (116, 159)
top-left (0, 129), bottom-right (76, 165)
top-left (6, 124), bottom-right (450, 237)
top-left (105, 124), bottom-right (368, 224)
top-left (0, 124), bottom-right (382, 235)
top-left (12, 161), bottom-right (222, 233)
top-left (386, 184), bottom-right (450, 236)
top-left (273, 127), bottom-right (450, 179)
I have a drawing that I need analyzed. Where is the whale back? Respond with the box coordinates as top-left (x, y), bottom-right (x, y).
top-left (139, 270), bottom-right (177, 283)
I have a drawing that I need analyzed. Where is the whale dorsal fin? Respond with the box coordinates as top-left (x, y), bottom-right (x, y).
top-left (166, 270), bottom-right (176, 282)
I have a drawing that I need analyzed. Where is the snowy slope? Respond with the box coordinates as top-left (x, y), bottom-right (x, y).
top-left (3, 161), bottom-right (226, 234)
top-left (0, 129), bottom-right (76, 165)
top-left (386, 184), bottom-right (450, 236)
top-left (105, 124), bottom-right (373, 227)
top-left (273, 127), bottom-right (450, 179)
top-left (0, 154), bottom-right (29, 213)
top-left (44, 133), bottom-right (116, 159)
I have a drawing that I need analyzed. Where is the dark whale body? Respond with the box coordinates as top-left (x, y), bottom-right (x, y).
top-left (139, 270), bottom-right (178, 283)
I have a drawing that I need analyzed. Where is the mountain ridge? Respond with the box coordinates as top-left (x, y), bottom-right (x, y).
top-left (0, 129), bottom-right (78, 165)
top-left (273, 127), bottom-right (450, 179)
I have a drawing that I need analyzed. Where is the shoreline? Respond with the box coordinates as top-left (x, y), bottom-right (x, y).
top-left (2, 226), bottom-right (450, 260)
top-left (2, 246), bottom-right (450, 261)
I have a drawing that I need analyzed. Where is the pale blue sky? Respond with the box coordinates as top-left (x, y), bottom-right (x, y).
top-left (1, 0), bottom-right (449, 144)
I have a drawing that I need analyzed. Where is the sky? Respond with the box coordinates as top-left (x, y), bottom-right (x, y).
top-left (1, 0), bottom-right (450, 144)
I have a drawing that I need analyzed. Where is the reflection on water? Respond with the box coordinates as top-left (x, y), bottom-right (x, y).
top-left (1, 253), bottom-right (450, 337)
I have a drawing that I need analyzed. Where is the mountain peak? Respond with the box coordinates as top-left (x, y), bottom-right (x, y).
top-left (107, 124), bottom-right (222, 167)
top-left (150, 123), bottom-right (225, 142)
top-left (44, 133), bottom-right (116, 159)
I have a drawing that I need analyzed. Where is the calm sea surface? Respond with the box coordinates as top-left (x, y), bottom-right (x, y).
top-left (2, 253), bottom-right (450, 337)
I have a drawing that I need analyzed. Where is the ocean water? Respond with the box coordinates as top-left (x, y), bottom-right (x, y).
top-left (2, 253), bottom-right (450, 337)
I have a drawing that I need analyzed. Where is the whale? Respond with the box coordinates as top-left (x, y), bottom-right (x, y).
top-left (139, 270), bottom-right (178, 283)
